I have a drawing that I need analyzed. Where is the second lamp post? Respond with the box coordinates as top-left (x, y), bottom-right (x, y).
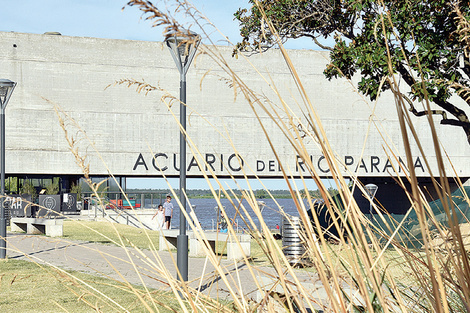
top-left (0, 79), bottom-right (16, 259)
top-left (165, 30), bottom-right (201, 282)
top-left (365, 183), bottom-right (378, 220)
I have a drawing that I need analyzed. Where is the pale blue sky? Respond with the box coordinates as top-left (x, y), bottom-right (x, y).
top-left (0, 0), bottom-right (244, 42)
top-left (1, 0), bottom-right (321, 190)
top-left (0, 0), bottom-right (316, 49)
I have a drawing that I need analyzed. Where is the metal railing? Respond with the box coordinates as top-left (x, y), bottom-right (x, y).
top-left (105, 204), bottom-right (153, 230)
top-left (88, 202), bottom-right (152, 230)
top-left (80, 192), bottom-right (167, 210)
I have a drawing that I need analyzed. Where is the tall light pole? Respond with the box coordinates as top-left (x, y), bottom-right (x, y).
top-left (0, 79), bottom-right (16, 259)
top-left (165, 30), bottom-right (200, 281)
top-left (365, 183), bottom-right (378, 221)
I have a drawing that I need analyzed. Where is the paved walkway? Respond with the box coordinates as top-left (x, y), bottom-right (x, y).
top-left (5, 232), bottom-right (323, 305)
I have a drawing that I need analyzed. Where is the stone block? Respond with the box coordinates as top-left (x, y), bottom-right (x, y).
top-left (10, 220), bottom-right (27, 233)
top-left (159, 230), bottom-right (251, 260)
top-left (10, 217), bottom-right (63, 237)
top-left (227, 234), bottom-right (251, 260)
top-left (159, 230), bottom-right (178, 251)
top-left (189, 237), bottom-right (216, 257)
top-left (27, 223), bottom-right (45, 235)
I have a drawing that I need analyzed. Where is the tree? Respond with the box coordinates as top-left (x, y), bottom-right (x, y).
top-left (70, 182), bottom-right (83, 200)
top-left (20, 180), bottom-right (37, 202)
top-left (5, 177), bottom-right (18, 194)
top-left (255, 189), bottom-right (268, 199)
top-left (235, 1), bottom-right (470, 143)
top-left (45, 177), bottom-right (60, 195)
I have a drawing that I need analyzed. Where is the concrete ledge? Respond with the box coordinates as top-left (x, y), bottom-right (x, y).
top-left (11, 217), bottom-right (64, 237)
top-left (159, 230), bottom-right (251, 260)
top-left (159, 230), bottom-right (179, 251)
top-left (256, 276), bottom-right (360, 309)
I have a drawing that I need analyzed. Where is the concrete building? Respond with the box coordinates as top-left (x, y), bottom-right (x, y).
top-left (0, 31), bottom-right (468, 213)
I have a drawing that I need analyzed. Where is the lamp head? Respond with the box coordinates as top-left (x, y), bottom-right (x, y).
top-left (365, 183), bottom-right (378, 199)
top-left (165, 30), bottom-right (201, 75)
top-left (0, 79), bottom-right (16, 110)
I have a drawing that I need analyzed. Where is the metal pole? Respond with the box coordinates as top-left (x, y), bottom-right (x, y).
top-left (365, 184), bottom-right (378, 221)
top-left (177, 72), bottom-right (188, 282)
top-left (0, 108), bottom-right (6, 259)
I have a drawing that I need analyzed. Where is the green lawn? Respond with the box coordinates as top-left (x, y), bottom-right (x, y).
top-left (0, 259), bottom-right (181, 312)
top-left (62, 220), bottom-right (161, 250)
top-left (4, 221), bottom-right (237, 312)
top-left (49, 221), bottom-right (413, 276)
top-left (61, 220), bottom-right (293, 265)
top-left (5, 220), bottom-right (419, 311)
top-left (62, 220), bottom-right (272, 261)
top-left (62, 220), bottom-right (268, 260)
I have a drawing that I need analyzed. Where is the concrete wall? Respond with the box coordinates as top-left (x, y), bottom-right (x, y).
top-left (0, 31), bottom-right (468, 179)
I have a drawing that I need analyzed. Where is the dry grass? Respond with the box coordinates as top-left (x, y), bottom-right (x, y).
top-left (11, 0), bottom-right (470, 312)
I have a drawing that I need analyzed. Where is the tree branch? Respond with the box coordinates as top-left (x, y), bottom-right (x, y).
top-left (410, 108), bottom-right (448, 119)
top-left (403, 93), bottom-right (470, 143)
top-left (440, 119), bottom-right (470, 145)
top-left (440, 119), bottom-right (470, 127)
top-left (312, 37), bottom-right (333, 51)
top-left (404, 94), bottom-right (448, 119)
top-left (397, 62), bottom-right (470, 124)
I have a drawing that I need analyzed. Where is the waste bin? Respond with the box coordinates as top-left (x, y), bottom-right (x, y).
top-left (282, 215), bottom-right (308, 266)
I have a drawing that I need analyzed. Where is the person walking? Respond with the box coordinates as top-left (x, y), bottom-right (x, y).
top-left (219, 212), bottom-right (228, 233)
top-left (151, 204), bottom-right (165, 230)
top-left (163, 195), bottom-right (173, 229)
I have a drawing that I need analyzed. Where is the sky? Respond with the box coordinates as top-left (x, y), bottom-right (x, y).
top-left (0, 0), bottom-right (321, 190)
top-left (0, 0), bottom-right (316, 49)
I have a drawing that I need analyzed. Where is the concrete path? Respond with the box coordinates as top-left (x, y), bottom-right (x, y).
top-left (5, 232), bottom-right (324, 305)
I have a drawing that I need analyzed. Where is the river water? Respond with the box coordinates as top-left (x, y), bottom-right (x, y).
top-left (145, 198), bottom-right (301, 231)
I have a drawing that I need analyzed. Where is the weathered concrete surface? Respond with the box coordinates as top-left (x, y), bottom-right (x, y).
top-left (0, 31), bottom-right (467, 179)
top-left (10, 217), bottom-right (64, 237)
top-left (159, 229), bottom-right (251, 260)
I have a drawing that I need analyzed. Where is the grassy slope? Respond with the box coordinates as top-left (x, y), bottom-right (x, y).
top-left (0, 259), bottom-right (181, 312)
top-left (62, 220), bottom-right (161, 250)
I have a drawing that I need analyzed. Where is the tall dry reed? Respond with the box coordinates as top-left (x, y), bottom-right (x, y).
top-left (7, 0), bottom-right (470, 312)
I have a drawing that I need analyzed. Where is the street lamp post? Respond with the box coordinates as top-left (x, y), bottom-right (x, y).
top-left (0, 79), bottom-right (16, 259)
top-left (165, 30), bottom-right (200, 281)
top-left (365, 183), bottom-right (378, 221)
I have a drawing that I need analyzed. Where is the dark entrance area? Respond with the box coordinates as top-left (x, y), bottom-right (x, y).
top-left (353, 177), bottom-right (464, 215)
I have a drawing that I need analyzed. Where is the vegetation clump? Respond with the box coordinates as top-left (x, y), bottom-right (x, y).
top-left (236, 0), bottom-right (470, 143)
